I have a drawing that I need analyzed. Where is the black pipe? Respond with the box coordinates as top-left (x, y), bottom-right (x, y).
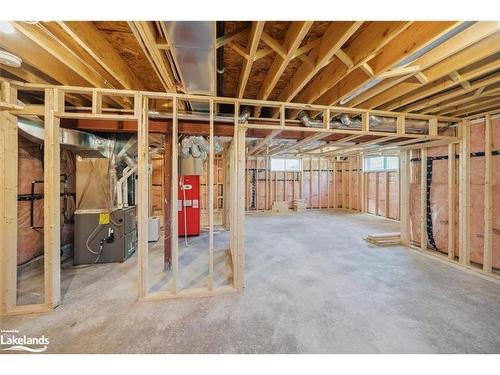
top-left (216, 21), bottom-right (224, 97)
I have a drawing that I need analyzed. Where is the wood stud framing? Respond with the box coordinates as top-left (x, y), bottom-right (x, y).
top-left (458, 121), bottom-right (471, 266)
top-left (0, 105), bottom-right (18, 314)
top-left (2, 77), bottom-right (499, 315)
top-left (448, 144), bottom-right (456, 260)
top-left (420, 148), bottom-right (427, 251)
top-left (483, 115), bottom-right (493, 272)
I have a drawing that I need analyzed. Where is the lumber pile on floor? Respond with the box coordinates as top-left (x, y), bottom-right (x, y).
top-left (366, 232), bottom-right (401, 246)
top-left (272, 201), bottom-right (290, 212)
top-left (293, 199), bottom-right (307, 212)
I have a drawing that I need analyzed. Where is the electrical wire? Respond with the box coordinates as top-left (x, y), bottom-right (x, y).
top-left (85, 223), bottom-right (104, 255)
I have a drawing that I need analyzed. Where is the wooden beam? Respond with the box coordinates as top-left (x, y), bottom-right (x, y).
top-left (216, 27), bottom-right (249, 48)
top-left (367, 27), bottom-right (500, 110)
top-left (208, 100), bottom-right (214, 289)
top-left (128, 21), bottom-right (178, 93)
top-left (379, 65), bottom-right (421, 79)
top-left (437, 95), bottom-right (500, 117)
top-left (448, 144), bottom-right (456, 260)
top-left (272, 132), bottom-right (330, 155)
top-left (315, 22), bottom-right (461, 106)
top-left (449, 71), bottom-right (471, 90)
top-left (403, 73), bottom-right (500, 113)
top-left (323, 136), bottom-right (395, 157)
top-left (163, 134), bottom-right (172, 268)
top-left (236, 112), bottom-right (247, 290)
top-left (237, 21), bottom-right (265, 98)
top-left (256, 22), bottom-right (312, 112)
top-left (254, 47), bottom-right (273, 61)
top-left (458, 121), bottom-right (470, 266)
top-left (227, 41), bottom-right (250, 60)
top-left (261, 31), bottom-right (287, 59)
top-left (292, 38), bottom-right (320, 59)
top-left (335, 49), bottom-right (354, 68)
top-left (483, 114), bottom-right (493, 273)
top-left (137, 94), bottom-right (149, 299)
top-left (10, 22), bottom-right (128, 108)
top-left (465, 108), bottom-right (500, 120)
top-left (0, 28), bottom-right (106, 94)
top-left (360, 63), bottom-right (374, 77)
top-left (426, 86), bottom-right (500, 115)
top-left (447, 98), bottom-right (500, 117)
top-left (274, 22), bottom-right (363, 106)
top-left (420, 148), bottom-right (427, 251)
top-left (415, 72), bottom-right (429, 84)
top-left (171, 98), bottom-right (179, 292)
top-left (289, 22), bottom-right (411, 112)
top-left (400, 150), bottom-right (410, 245)
top-left (0, 107), bottom-right (18, 314)
top-left (56, 21), bottom-right (145, 90)
top-left (44, 88), bottom-right (62, 308)
top-left (248, 129), bottom-right (283, 156)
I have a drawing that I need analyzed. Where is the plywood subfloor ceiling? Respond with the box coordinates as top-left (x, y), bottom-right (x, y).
top-left (1, 21), bottom-right (499, 119)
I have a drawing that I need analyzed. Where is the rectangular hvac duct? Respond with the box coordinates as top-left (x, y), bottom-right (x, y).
top-left (163, 21), bottom-right (216, 113)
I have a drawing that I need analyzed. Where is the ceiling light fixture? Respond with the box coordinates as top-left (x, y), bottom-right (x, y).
top-left (0, 21), bottom-right (15, 34)
top-left (0, 50), bottom-right (22, 68)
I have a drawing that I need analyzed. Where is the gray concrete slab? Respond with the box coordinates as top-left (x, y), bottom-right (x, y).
top-left (1, 210), bottom-right (499, 353)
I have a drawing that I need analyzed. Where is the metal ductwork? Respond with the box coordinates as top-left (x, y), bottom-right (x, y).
top-left (238, 107), bottom-right (251, 124)
top-left (162, 21), bottom-right (216, 112)
top-left (298, 111), bottom-right (443, 134)
top-left (179, 135), bottom-right (222, 160)
top-left (17, 117), bottom-right (113, 158)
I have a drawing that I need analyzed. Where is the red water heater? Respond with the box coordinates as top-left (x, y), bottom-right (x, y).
top-left (178, 175), bottom-right (201, 236)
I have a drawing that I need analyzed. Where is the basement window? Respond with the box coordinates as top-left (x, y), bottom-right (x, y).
top-left (270, 158), bottom-right (302, 172)
top-left (363, 156), bottom-right (399, 172)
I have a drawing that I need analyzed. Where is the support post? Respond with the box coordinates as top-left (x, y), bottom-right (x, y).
top-left (318, 158), bottom-right (321, 209)
top-left (333, 160), bottom-right (337, 208)
top-left (400, 150), bottom-right (410, 245)
top-left (309, 157), bottom-right (312, 208)
top-left (208, 100), bottom-right (214, 289)
top-left (385, 171), bottom-right (390, 218)
top-left (447, 144), bottom-right (456, 260)
top-left (420, 148), bottom-right (427, 251)
top-left (236, 110), bottom-right (246, 291)
top-left (327, 159), bottom-right (330, 209)
top-left (171, 98), bottom-right (179, 292)
top-left (44, 88), bottom-right (62, 308)
top-left (0, 109), bottom-right (18, 314)
top-left (163, 132), bottom-right (172, 267)
top-left (483, 115), bottom-right (492, 272)
top-left (137, 94), bottom-right (149, 299)
top-left (459, 120), bottom-right (471, 266)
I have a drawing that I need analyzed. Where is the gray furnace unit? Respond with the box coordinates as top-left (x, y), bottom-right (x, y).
top-left (74, 207), bottom-right (137, 265)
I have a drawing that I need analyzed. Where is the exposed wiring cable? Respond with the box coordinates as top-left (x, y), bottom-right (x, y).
top-left (85, 223), bottom-right (104, 255)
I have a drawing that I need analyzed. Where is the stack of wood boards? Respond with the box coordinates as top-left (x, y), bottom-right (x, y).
top-left (272, 201), bottom-right (290, 212)
top-left (366, 232), bottom-right (401, 246)
top-left (293, 199), bottom-right (307, 211)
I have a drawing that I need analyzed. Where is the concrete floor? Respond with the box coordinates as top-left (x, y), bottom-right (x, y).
top-left (1, 210), bottom-right (500, 353)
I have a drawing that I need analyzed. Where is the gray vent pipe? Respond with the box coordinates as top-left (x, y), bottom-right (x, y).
top-left (238, 107), bottom-right (251, 124)
top-left (298, 111), bottom-right (439, 134)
